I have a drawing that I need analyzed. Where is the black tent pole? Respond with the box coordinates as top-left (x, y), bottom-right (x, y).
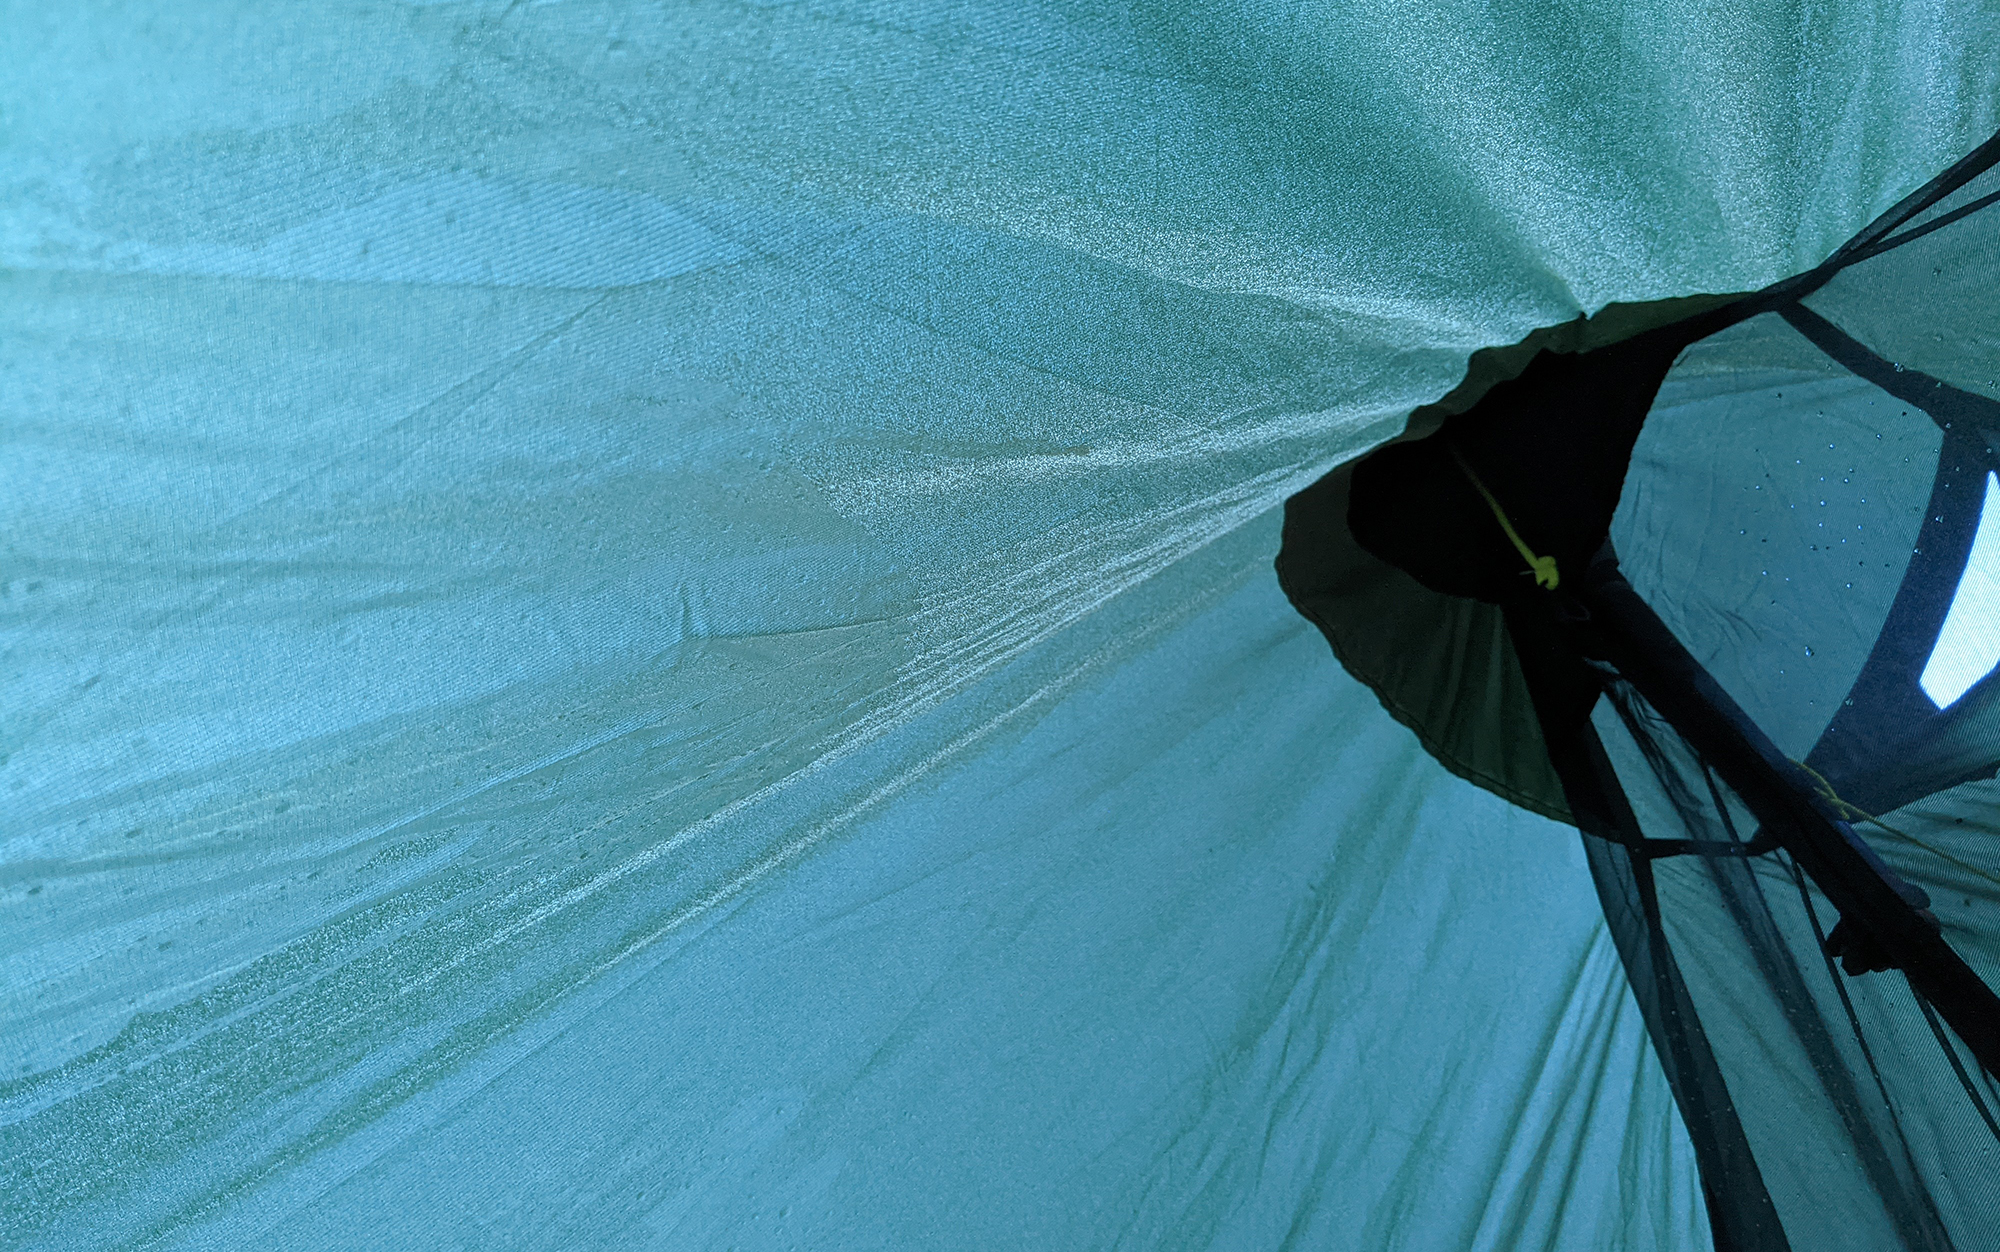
top-left (1562, 556), bottom-right (2000, 1077)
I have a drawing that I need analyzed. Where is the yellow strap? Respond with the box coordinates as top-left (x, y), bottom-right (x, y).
top-left (1792, 759), bottom-right (2000, 890)
top-left (1449, 446), bottom-right (1559, 590)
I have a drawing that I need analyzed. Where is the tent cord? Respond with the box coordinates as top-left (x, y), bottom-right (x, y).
top-left (1448, 445), bottom-right (1559, 590)
top-left (1792, 760), bottom-right (2000, 891)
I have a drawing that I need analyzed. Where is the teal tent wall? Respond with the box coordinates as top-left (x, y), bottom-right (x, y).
top-left (4, 4), bottom-right (1996, 1247)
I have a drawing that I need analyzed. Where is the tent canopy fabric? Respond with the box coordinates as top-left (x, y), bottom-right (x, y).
top-left (5, 4), bottom-right (1998, 1249)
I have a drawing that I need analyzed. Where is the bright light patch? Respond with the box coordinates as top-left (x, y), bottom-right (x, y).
top-left (1921, 472), bottom-right (2000, 708)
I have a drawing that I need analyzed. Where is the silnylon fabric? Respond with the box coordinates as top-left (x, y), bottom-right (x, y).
top-left (3, 4), bottom-right (1996, 1248)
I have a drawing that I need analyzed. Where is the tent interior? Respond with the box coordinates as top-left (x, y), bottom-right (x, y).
top-left (1281, 142), bottom-right (2000, 1250)
top-left (3, 5), bottom-right (1997, 1250)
